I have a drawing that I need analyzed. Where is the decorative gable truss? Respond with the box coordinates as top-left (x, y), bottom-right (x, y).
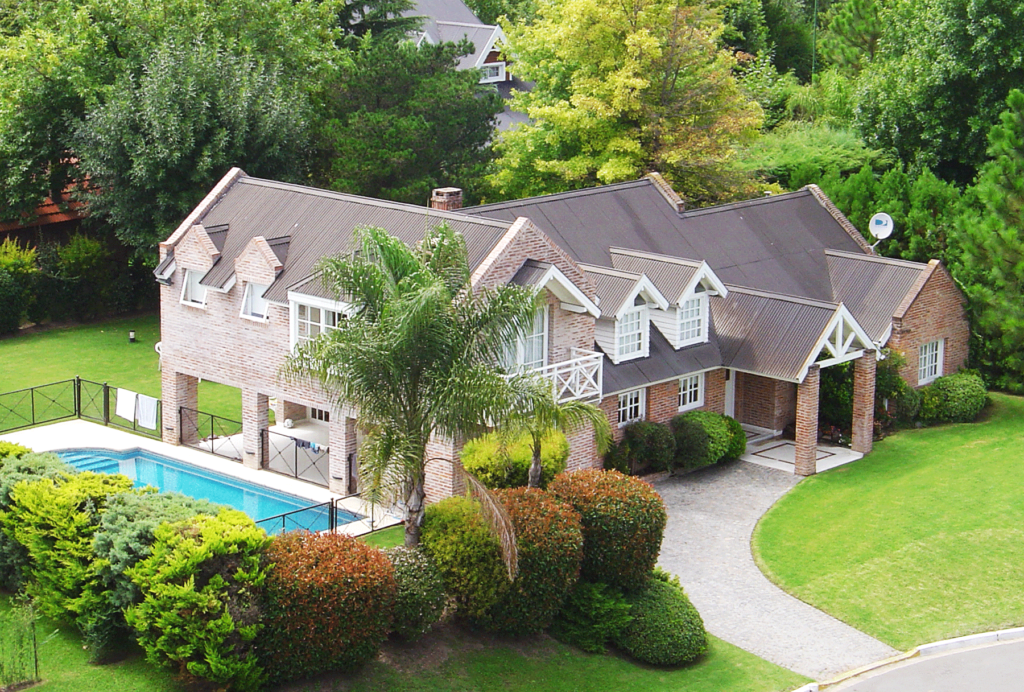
top-left (799, 304), bottom-right (876, 382)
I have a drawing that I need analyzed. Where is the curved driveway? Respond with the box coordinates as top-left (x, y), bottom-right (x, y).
top-left (654, 459), bottom-right (898, 680)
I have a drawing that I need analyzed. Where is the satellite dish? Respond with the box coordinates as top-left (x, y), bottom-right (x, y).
top-left (869, 212), bottom-right (894, 240)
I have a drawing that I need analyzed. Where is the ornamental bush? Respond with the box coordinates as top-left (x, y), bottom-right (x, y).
top-left (675, 411), bottom-right (731, 469)
top-left (603, 422), bottom-right (675, 475)
top-left (548, 469), bottom-right (666, 592)
top-left (75, 490), bottom-right (221, 657)
top-left (919, 372), bottom-right (988, 424)
top-left (723, 415), bottom-right (746, 459)
top-left (261, 532), bottom-right (396, 684)
top-left (384, 547), bottom-right (447, 640)
top-left (549, 580), bottom-right (633, 653)
top-left (126, 509), bottom-right (271, 692)
top-left (614, 570), bottom-right (707, 666)
top-left (1, 471), bottom-right (134, 619)
top-left (422, 491), bottom-right (583, 634)
top-left (0, 452), bottom-right (73, 590)
top-left (667, 415), bottom-right (710, 471)
top-left (0, 442), bottom-right (32, 461)
top-left (461, 430), bottom-right (569, 489)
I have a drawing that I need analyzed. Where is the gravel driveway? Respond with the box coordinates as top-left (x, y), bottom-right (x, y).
top-left (654, 459), bottom-right (899, 680)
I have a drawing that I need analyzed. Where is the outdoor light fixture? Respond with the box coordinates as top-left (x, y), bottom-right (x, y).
top-left (129, 330), bottom-right (136, 343)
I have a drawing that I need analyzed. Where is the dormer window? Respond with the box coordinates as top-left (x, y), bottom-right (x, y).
top-left (241, 282), bottom-right (270, 321)
top-left (180, 269), bottom-right (207, 308)
top-left (678, 287), bottom-right (708, 346)
top-left (616, 305), bottom-right (646, 358)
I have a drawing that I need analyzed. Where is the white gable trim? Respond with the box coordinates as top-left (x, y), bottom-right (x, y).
top-left (797, 304), bottom-right (876, 382)
top-left (615, 274), bottom-right (670, 320)
top-left (678, 261), bottom-right (729, 302)
top-left (474, 25), bottom-right (506, 69)
top-left (531, 264), bottom-right (601, 318)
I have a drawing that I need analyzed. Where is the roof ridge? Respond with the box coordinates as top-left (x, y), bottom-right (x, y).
top-left (465, 179), bottom-right (652, 212)
top-left (579, 263), bottom-right (643, 280)
top-left (803, 184), bottom-right (876, 254)
top-left (236, 177), bottom-right (512, 229)
top-left (724, 284), bottom-right (840, 311)
top-left (676, 189), bottom-right (812, 218)
top-left (825, 248), bottom-right (928, 270)
top-left (436, 19), bottom-right (495, 28)
top-left (609, 247), bottom-right (702, 267)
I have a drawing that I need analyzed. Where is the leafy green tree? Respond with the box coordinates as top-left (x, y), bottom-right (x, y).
top-left (950, 90), bottom-right (1024, 391)
top-left (332, 0), bottom-right (422, 48)
top-left (74, 42), bottom-right (310, 252)
top-left (287, 225), bottom-right (540, 546)
top-left (464, 0), bottom-right (538, 25)
top-left (819, 0), bottom-right (880, 74)
top-left (491, 0), bottom-right (763, 205)
top-left (315, 37), bottom-right (502, 204)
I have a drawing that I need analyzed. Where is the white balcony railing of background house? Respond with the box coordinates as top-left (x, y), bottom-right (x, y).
top-left (528, 348), bottom-right (603, 401)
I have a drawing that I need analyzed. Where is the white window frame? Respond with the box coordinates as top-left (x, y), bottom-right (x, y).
top-left (678, 291), bottom-right (708, 347)
top-left (179, 269), bottom-right (207, 308)
top-left (520, 306), bottom-right (548, 371)
top-left (617, 388), bottom-right (646, 427)
top-left (295, 304), bottom-right (342, 344)
top-left (918, 338), bottom-right (944, 385)
top-left (480, 62), bottom-right (506, 83)
top-left (616, 306), bottom-right (647, 361)
top-left (678, 372), bottom-right (705, 411)
top-left (240, 282), bottom-right (270, 322)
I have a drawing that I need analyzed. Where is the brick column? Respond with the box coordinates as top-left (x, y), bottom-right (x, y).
top-left (274, 399), bottom-right (307, 425)
top-left (241, 389), bottom-right (268, 470)
top-left (161, 370), bottom-right (198, 445)
top-left (424, 435), bottom-right (465, 503)
top-left (565, 421), bottom-right (599, 472)
top-left (329, 416), bottom-right (358, 495)
top-left (794, 365), bottom-right (820, 476)
top-left (851, 351), bottom-right (877, 455)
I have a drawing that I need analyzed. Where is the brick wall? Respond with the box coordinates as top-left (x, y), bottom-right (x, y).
top-left (888, 262), bottom-right (970, 388)
top-left (734, 372), bottom-right (795, 431)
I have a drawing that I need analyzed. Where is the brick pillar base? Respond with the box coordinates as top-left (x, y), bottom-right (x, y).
top-left (852, 351), bottom-right (877, 454)
top-left (329, 416), bottom-right (358, 495)
top-left (241, 389), bottom-right (268, 470)
top-left (566, 421), bottom-right (599, 472)
top-left (161, 370), bottom-right (198, 445)
top-left (795, 365), bottom-right (820, 476)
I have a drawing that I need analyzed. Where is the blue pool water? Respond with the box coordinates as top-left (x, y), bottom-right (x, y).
top-left (58, 448), bottom-right (360, 533)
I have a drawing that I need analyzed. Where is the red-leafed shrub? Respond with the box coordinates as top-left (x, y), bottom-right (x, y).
top-left (548, 469), bottom-right (666, 592)
top-left (259, 532), bottom-right (397, 684)
top-left (422, 490), bottom-right (583, 635)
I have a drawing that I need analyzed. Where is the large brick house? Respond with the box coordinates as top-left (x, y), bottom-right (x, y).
top-left (156, 169), bottom-right (969, 498)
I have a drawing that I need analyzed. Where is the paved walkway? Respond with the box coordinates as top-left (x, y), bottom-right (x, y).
top-left (654, 459), bottom-right (898, 680)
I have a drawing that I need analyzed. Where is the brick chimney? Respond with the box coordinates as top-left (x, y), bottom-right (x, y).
top-left (430, 187), bottom-right (463, 211)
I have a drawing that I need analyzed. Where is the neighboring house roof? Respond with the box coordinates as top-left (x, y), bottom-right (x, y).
top-left (433, 21), bottom-right (502, 69)
top-left (465, 179), bottom-right (870, 301)
top-left (826, 249), bottom-right (929, 343)
top-left (0, 194), bottom-right (86, 233)
top-left (408, 0), bottom-right (481, 25)
top-left (188, 175), bottom-right (514, 303)
top-left (494, 76), bottom-right (533, 132)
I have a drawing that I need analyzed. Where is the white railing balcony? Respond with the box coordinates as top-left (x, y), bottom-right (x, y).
top-left (525, 348), bottom-right (603, 402)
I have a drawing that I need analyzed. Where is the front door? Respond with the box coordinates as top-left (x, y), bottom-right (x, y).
top-left (724, 369), bottom-right (736, 418)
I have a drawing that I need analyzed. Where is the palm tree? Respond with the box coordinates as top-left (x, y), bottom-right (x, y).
top-left (505, 377), bottom-right (613, 488)
top-left (286, 224), bottom-right (540, 547)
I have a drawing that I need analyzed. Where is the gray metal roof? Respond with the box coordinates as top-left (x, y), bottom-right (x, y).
top-left (826, 250), bottom-right (926, 342)
top-left (193, 176), bottom-right (512, 303)
top-left (579, 264), bottom-right (644, 317)
top-left (435, 21), bottom-right (495, 69)
top-left (465, 180), bottom-right (869, 301)
top-left (609, 248), bottom-right (701, 304)
top-left (713, 287), bottom-right (838, 382)
top-left (407, 0), bottom-right (481, 25)
top-left (510, 259), bottom-right (552, 287)
top-left (602, 328), bottom-right (722, 394)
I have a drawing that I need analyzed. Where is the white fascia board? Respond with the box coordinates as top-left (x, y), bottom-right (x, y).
top-left (535, 264), bottom-right (601, 318)
top-left (796, 303), bottom-right (875, 382)
top-left (677, 261), bottom-right (729, 303)
top-left (877, 322), bottom-right (894, 351)
top-left (474, 25), bottom-right (505, 68)
top-left (206, 274), bottom-right (236, 294)
top-left (287, 291), bottom-right (350, 315)
top-left (615, 274), bottom-right (669, 319)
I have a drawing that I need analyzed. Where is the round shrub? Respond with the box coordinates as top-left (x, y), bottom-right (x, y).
top-left (261, 532), bottom-right (396, 684)
top-left (667, 416), bottom-right (710, 471)
top-left (126, 509), bottom-right (271, 692)
top-left (461, 430), bottom-right (568, 489)
top-left (723, 415), bottom-right (746, 459)
top-left (550, 580), bottom-right (633, 653)
top-left (677, 411), bottom-right (731, 466)
top-left (615, 572), bottom-right (707, 666)
top-left (920, 372), bottom-right (987, 423)
top-left (422, 491), bottom-right (583, 634)
top-left (384, 546), bottom-right (447, 640)
top-left (548, 469), bottom-right (666, 592)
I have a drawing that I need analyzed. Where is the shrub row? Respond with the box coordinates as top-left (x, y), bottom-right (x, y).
top-left (604, 412), bottom-right (746, 475)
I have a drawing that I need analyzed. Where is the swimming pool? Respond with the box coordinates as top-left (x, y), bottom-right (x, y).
top-left (58, 448), bottom-right (361, 533)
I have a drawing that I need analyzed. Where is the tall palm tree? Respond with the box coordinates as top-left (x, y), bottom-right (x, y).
top-left (286, 224), bottom-right (540, 547)
top-left (504, 377), bottom-right (613, 488)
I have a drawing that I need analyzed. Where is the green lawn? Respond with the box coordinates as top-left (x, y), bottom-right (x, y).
top-left (0, 314), bottom-right (242, 421)
top-left (361, 524), bottom-right (405, 549)
top-left (753, 392), bottom-right (1024, 650)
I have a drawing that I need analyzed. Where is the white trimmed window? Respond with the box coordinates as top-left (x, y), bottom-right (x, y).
top-left (241, 282), bottom-right (270, 321)
top-left (616, 307), bottom-right (645, 359)
top-left (481, 63), bottom-right (504, 82)
top-left (618, 389), bottom-right (645, 426)
top-left (678, 372), bottom-right (705, 411)
top-left (296, 304), bottom-right (341, 343)
top-left (678, 291), bottom-right (707, 345)
top-left (918, 339), bottom-right (944, 384)
top-left (521, 306), bottom-right (548, 370)
top-left (180, 269), bottom-right (207, 307)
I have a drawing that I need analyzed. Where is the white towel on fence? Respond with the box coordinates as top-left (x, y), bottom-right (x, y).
top-left (115, 389), bottom-right (137, 422)
top-left (136, 394), bottom-right (159, 430)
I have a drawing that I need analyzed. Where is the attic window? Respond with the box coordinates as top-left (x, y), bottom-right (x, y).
top-left (480, 63), bottom-right (504, 82)
top-left (241, 283), bottom-right (270, 321)
top-left (180, 269), bottom-right (207, 308)
top-left (678, 293), bottom-right (707, 346)
top-left (616, 307), bottom-right (645, 358)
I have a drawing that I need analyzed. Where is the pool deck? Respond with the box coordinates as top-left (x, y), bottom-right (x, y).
top-left (0, 420), bottom-right (401, 536)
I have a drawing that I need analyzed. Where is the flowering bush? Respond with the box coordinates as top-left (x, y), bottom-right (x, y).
top-left (384, 546), bottom-right (447, 640)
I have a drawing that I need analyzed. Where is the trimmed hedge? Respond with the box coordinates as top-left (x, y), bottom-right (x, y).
top-left (384, 547), bottom-right (447, 640)
top-left (126, 509), bottom-right (271, 692)
top-left (261, 532), bottom-right (396, 684)
top-left (723, 415), bottom-right (746, 459)
top-left (548, 469), bottom-right (666, 592)
top-left (550, 580), bottom-right (633, 653)
top-left (615, 570), bottom-right (707, 666)
top-left (604, 422), bottom-right (675, 475)
top-left (919, 372), bottom-right (987, 424)
top-left (422, 491), bottom-right (584, 635)
top-left (669, 416), bottom-right (710, 471)
top-left (461, 430), bottom-right (568, 489)
top-left (672, 411), bottom-right (731, 470)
